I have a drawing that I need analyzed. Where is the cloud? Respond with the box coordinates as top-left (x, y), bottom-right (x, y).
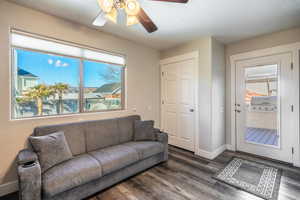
top-left (48, 58), bottom-right (69, 67)
top-left (54, 60), bottom-right (69, 67)
top-left (48, 59), bottom-right (53, 65)
top-left (62, 63), bottom-right (69, 67)
top-left (55, 60), bottom-right (62, 67)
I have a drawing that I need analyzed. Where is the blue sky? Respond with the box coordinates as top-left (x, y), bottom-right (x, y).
top-left (83, 60), bottom-right (121, 87)
top-left (16, 49), bottom-right (121, 88)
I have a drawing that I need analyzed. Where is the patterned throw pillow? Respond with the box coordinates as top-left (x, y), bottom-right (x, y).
top-left (134, 120), bottom-right (156, 141)
top-left (29, 131), bottom-right (73, 172)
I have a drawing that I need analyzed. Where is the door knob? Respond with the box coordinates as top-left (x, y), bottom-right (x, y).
top-left (190, 109), bottom-right (194, 112)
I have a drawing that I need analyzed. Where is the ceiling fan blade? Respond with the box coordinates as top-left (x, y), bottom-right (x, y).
top-left (150, 0), bottom-right (189, 3)
top-left (92, 11), bottom-right (107, 26)
top-left (137, 8), bottom-right (158, 33)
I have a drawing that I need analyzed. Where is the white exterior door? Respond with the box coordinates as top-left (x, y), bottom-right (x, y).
top-left (161, 55), bottom-right (197, 152)
top-left (235, 53), bottom-right (294, 163)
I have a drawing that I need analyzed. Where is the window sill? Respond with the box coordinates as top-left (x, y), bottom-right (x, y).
top-left (10, 109), bottom-right (130, 122)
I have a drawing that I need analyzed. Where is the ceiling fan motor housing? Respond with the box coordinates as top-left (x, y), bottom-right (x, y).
top-left (95, 0), bottom-right (189, 33)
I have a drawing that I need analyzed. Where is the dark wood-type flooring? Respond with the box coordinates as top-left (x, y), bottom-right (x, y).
top-left (2, 146), bottom-right (300, 200)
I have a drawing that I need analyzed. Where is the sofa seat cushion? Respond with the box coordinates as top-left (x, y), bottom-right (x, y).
top-left (89, 144), bottom-right (139, 175)
top-left (42, 154), bottom-right (102, 198)
top-left (123, 141), bottom-right (164, 160)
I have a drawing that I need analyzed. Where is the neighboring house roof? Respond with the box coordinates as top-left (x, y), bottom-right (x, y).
top-left (85, 93), bottom-right (104, 99)
top-left (94, 82), bottom-right (121, 94)
top-left (18, 68), bottom-right (38, 78)
top-left (84, 87), bottom-right (98, 93)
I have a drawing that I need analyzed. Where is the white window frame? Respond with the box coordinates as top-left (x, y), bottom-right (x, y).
top-left (10, 29), bottom-right (127, 120)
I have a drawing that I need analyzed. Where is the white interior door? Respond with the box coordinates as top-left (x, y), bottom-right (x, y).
top-left (161, 56), bottom-right (197, 152)
top-left (236, 53), bottom-right (294, 163)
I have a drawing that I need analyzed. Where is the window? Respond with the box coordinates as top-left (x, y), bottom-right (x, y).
top-left (13, 49), bottom-right (80, 118)
top-left (83, 60), bottom-right (123, 112)
top-left (11, 31), bottom-right (125, 119)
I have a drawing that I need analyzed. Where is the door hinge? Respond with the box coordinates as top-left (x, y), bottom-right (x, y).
top-left (291, 62), bottom-right (294, 70)
top-left (291, 105), bottom-right (294, 112)
top-left (292, 147), bottom-right (294, 154)
top-left (162, 72), bottom-right (165, 76)
top-left (162, 100), bottom-right (164, 105)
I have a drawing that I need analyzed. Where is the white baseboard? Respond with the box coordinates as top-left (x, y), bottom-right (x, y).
top-left (197, 148), bottom-right (213, 159)
top-left (226, 144), bottom-right (236, 151)
top-left (293, 160), bottom-right (300, 168)
top-left (197, 145), bottom-right (227, 160)
top-left (211, 145), bottom-right (227, 159)
top-left (0, 180), bottom-right (18, 197)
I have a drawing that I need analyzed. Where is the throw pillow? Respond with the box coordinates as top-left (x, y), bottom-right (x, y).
top-left (134, 120), bottom-right (156, 141)
top-left (29, 131), bottom-right (73, 172)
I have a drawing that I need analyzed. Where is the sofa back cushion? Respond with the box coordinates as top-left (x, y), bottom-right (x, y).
top-left (85, 115), bottom-right (141, 151)
top-left (34, 122), bottom-right (86, 156)
top-left (117, 115), bottom-right (141, 143)
top-left (85, 119), bottom-right (119, 152)
top-left (33, 115), bottom-right (141, 155)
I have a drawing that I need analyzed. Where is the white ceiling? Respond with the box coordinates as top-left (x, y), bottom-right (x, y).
top-left (8, 0), bottom-right (300, 50)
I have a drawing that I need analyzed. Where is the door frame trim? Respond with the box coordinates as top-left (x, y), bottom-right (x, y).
top-left (230, 42), bottom-right (300, 166)
top-left (160, 51), bottom-right (199, 154)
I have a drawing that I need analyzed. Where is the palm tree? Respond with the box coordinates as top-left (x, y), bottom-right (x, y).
top-left (51, 83), bottom-right (70, 114)
top-left (22, 84), bottom-right (54, 116)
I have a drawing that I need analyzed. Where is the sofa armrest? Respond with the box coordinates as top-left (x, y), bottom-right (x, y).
top-left (17, 149), bottom-right (38, 165)
top-left (17, 149), bottom-right (42, 200)
top-left (154, 129), bottom-right (168, 161)
top-left (154, 129), bottom-right (168, 144)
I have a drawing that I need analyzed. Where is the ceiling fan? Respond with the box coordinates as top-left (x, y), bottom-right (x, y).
top-left (93, 0), bottom-right (189, 33)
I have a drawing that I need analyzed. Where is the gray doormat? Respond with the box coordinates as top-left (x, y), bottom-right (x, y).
top-left (213, 157), bottom-right (282, 200)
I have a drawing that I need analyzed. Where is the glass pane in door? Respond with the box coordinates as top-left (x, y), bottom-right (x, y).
top-left (244, 64), bottom-right (279, 147)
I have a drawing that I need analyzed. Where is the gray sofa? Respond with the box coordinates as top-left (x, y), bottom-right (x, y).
top-left (17, 115), bottom-right (168, 200)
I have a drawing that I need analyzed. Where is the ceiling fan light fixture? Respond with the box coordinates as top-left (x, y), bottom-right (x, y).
top-left (95, 0), bottom-right (189, 33)
top-left (93, 11), bottom-right (107, 26)
top-left (126, 15), bottom-right (139, 26)
top-left (105, 7), bottom-right (118, 23)
top-left (125, 0), bottom-right (140, 16)
top-left (97, 0), bottom-right (114, 13)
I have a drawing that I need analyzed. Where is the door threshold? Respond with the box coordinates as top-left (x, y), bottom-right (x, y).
top-left (236, 150), bottom-right (293, 166)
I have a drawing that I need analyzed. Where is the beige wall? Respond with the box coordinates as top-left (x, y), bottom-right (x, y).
top-left (225, 26), bottom-right (300, 145)
top-left (211, 39), bottom-right (226, 150)
top-left (161, 37), bottom-right (213, 152)
top-left (0, 1), bottom-right (160, 186)
top-left (160, 37), bottom-right (226, 153)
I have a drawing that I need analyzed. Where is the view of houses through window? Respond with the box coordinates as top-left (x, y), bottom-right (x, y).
top-left (11, 33), bottom-right (125, 119)
top-left (83, 60), bottom-right (123, 112)
top-left (244, 65), bottom-right (279, 146)
top-left (13, 49), bottom-right (80, 118)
